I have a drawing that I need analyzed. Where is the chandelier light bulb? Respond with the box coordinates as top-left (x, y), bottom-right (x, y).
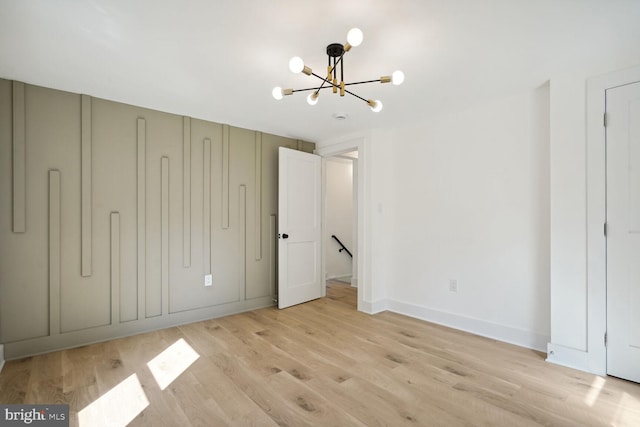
top-left (307, 92), bottom-right (319, 106)
top-left (347, 28), bottom-right (364, 47)
top-left (369, 99), bottom-right (383, 112)
top-left (272, 87), bottom-right (283, 100)
top-left (392, 70), bottom-right (405, 85)
top-left (289, 56), bottom-right (304, 74)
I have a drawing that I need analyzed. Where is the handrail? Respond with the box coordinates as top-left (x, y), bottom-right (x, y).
top-left (331, 235), bottom-right (353, 258)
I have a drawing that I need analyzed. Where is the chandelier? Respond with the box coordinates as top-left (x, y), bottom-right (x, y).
top-left (272, 28), bottom-right (404, 112)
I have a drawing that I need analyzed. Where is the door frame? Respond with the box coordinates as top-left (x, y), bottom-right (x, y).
top-left (586, 64), bottom-right (640, 375)
top-left (322, 154), bottom-right (357, 288)
top-left (316, 134), bottom-right (370, 313)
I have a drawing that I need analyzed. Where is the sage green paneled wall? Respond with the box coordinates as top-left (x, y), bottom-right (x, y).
top-left (0, 79), bottom-right (314, 359)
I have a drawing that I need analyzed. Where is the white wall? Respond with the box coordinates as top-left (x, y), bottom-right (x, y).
top-left (383, 87), bottom-right (551, 350)
top-left (325, 157), bottom-right (354, 280)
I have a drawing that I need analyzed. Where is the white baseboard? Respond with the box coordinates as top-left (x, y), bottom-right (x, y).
top-left (0, 344), bottom-right (4, 373)
top-left (350, 277), bottom-right (358, 288)
top-left (386, 299), bottom-right (549, 352)
top-left (359, 298), bottom-right (388, 314)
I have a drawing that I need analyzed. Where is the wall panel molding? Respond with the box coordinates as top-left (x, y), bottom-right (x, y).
top-left (161, 157), bottom-right (169, 316)
top-left (255, 132), bottom-right (262, 261)
top-left (203, 138), bottom-right (211, 275)
top-left (239, 184), bottom-right (247, 300)
top-left (182, 116), bottom-right (191, 267)
top-left (110, 212), bottom-right (120, 325)
top-left (270, 214), bottom-right (277, 296)
top-left (81, 94), bottom-right (92, 276)
top-left (137, 118), bottom-right (146, 320)
top-left (0, 79), bottom-right (312, 359)
top-left (222, 125), bottom-right (230, 229)
top-left (49, 170), bottom-right (61, 336)
top-left (12, 81), bottom-right (26, 233)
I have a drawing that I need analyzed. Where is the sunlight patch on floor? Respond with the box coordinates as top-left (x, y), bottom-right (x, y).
top-left (612, 392), bottom-right (640, 426)
top-left (147, 338), bottom-right (200, 390)
top-left (584, 376), bottom-right (606, 407)
top-left (78, 373), bottom-right (149, 427)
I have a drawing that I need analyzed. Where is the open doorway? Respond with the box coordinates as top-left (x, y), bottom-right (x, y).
top-left (324, 150), bottom-right (358, 308)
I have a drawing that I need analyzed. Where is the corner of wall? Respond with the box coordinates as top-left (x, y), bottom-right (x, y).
top-left (358, 298), bottom-right (388, 315)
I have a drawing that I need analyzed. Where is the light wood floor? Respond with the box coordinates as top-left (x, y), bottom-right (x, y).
top-left (1, 281), bottom-right (640, 426)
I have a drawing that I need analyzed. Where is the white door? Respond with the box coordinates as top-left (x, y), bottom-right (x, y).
top-left (606, 80), bottom-right (640, 383)
top-left (278, 147), bottom-right (322, 309)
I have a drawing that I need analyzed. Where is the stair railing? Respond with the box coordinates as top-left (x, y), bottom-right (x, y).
top-left (331, 235), bottom-right (353, 258)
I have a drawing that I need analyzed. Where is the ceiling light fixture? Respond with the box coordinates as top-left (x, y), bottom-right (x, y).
top-left (272, 28), bottom-right (404, 113)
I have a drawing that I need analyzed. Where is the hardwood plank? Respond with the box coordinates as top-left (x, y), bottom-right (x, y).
top-left (188, 357), bottom-right (279, 426)
top-left (61, 345), bottom-right (98, 393)
top-left (0, 356), bottom-right (32, 403)
top-left (64, 383), bottom-right (101, 427)
top-left (92, 340), bottom-right (128, 393)
top-left (177, 321), bottom-right (226, 357)
top-left (209, 352), bottom-right (318, 427)
top-left (264, 369), bottom-right (368, 426)
top-left (24, 351), bottom-right (64, 405)
top-left (159, 371), bottom-right (232, 427)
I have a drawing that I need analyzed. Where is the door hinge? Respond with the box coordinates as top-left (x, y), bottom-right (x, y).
top-left (604, 332), bottom-right (608, 347)
top-left (604, 112), bottom-right (608, 127)
top-left (604, 222), bottom-right (607, 236)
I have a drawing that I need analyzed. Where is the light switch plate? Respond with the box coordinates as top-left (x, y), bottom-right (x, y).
top-left (204, 274), bottom-right (213, 287)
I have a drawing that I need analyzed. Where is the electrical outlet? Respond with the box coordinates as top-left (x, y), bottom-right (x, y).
top-left (449, 279), bottom-right (458, 292)
top-left (204, 274), bottom-right (213, 287)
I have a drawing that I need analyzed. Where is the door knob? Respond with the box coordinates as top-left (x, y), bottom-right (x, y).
top-left (282, 233), bottom-right (289, 239)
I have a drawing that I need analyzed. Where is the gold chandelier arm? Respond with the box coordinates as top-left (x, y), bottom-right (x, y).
top-left (309, 53), bottom-right (345, 96)
top-left (293, 74), bottom-right (370, 103)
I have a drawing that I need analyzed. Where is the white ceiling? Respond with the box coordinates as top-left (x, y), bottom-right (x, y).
top-left (1, 0), bottom-right (639, 143)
